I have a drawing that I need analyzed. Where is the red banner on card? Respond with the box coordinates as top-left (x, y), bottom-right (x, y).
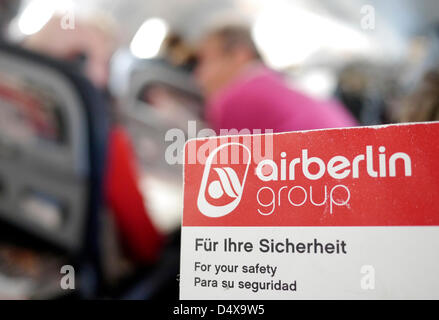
top-left (183, 122), bottom-right (439, 227)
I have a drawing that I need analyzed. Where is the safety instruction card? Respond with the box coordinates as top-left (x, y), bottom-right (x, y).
top-left (180, 122), bottom-right (439, 299)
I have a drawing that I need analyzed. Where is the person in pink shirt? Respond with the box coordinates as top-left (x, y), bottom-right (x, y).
top-left (195, 25), bottom-right (357, 134)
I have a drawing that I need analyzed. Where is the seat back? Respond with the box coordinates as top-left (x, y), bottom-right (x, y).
top-left (122, 60), bottom-right (203, 175)
top-left (119, 60), bottom-right (203, 232)
top-left (0, 43), bottom-right (110, 255)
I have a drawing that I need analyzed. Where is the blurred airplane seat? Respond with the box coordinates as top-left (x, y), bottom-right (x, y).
top-left (0, 42), bottom-right (112, 298)
top-left (0, 43), bottom-right (183, 300)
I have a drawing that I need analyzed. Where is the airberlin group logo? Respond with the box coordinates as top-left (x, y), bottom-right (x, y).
top-left (197, 143), bottom-right (251, 218)
top-left (184, 123), bottom-right (439, 226)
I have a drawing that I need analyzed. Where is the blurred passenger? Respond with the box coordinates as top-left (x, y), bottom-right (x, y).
top-left (22, 15), bottom-right (163, 263)
top-left (161, 33), bottom-right (197, 72)
top-left (335, 63), bottom-right (368, 122)
top-left (399, 70), bottom-right (439, 122)
top-left (335, 62), bottom-right (398, 125)
top-left (195, 25), bottom-right (356, 133)
top-left (23, 15), bottom-right (115, 89)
